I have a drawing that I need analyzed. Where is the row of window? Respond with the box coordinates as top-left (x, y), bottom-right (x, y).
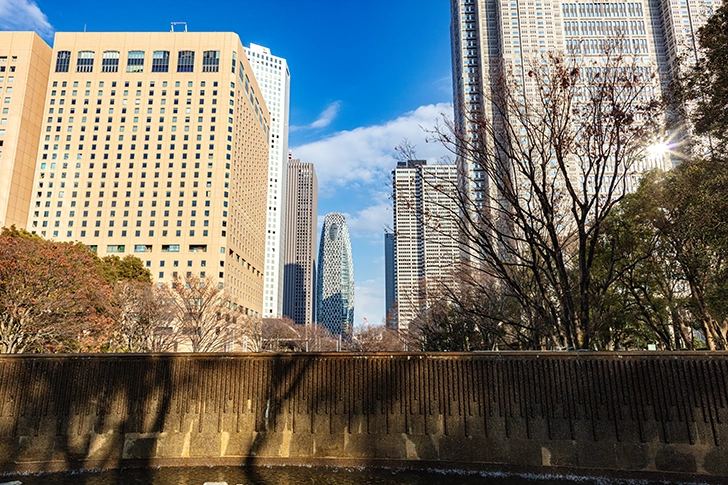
top-left (106, 244), bottom-right (208, 253)
top-left (561, 3), bottom-right (644, 18)
top-left (38, 229), bottom-right (220, 240)
top-left (56, 50), bottom-right (221, 74)
top-left (563, 20), bottom-right (647, 36)
top-left (565, 37), bottom-right (650, 54)
top-left (53, 79), bottom-right (216, 89)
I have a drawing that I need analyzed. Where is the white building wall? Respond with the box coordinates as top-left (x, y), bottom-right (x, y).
top-left (244, 43), bottom-right (291, 317)
top-left (393, 161), bottom-right (459, 330)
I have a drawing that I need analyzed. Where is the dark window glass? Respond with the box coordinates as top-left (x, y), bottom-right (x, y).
top-left (126, 51), bottom-right (145, 73)
top-left (152, 51), bottom-right (170, 73)
top-left (102, 51), bottom-right (119, 73)
top-left (55, 51), bottom-right (71, 73)
top-left (202, 50), bottom-right (219, 73)
top-left (177, 50), bottom-right (195, 73)
top-left (77, 51), bottom-right (95, 73)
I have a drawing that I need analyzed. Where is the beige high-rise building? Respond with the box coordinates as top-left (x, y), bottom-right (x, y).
top-left (283, 158), bottom-right (318, 326)
top-left (26, 32), bottom-right (270, 316)
top-left (392, 160), bottom-right (459, 330)
top-left (0, 32), bottom-right (52, 229)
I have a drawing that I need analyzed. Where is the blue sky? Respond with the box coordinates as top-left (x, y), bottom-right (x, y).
top-left (0, 0), bottom-right (454, 327)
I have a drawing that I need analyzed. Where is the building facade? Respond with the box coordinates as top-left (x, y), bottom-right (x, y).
top-left (450, 0), bottom-right (722, 195)
top-left (316, 212), bottom-right (354, 336)
top-left (243, 43), bottom-right (290, 318)
top-left (384, 231), bottom-right (396, 328)
top-left (25, 32), bottom-right (270, 315)
top-left (392, 160), bottom-right (459, 330)
top-left (0, 32), bottom-right (52, 229)
top-left (283, 158), bottom-right (318, 326)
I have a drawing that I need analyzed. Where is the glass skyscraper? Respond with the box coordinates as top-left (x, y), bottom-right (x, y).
top-left (316, 212), bottom-right (354, 336)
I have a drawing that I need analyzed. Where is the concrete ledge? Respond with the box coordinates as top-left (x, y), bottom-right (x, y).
top-left (0, 352), bottom-right (727, 480)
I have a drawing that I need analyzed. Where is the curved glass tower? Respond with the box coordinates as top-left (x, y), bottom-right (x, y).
top-left (316, 212), bottom-right (354, 336)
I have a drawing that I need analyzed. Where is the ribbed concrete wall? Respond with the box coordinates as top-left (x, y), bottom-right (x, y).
top-left (0, 353), bottom-right (727, 479)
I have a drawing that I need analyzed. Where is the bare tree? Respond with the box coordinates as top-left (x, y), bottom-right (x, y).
top-left (168, 274), bottom-right (241, 353)
top-left (350, 322), bottom-right (407, 352)
top-left (431, 50), bottom-right (662, 350)
top-left (262, 317), bottom-right (306, 352)
top-left (114, 281), bottom-right (178, 352)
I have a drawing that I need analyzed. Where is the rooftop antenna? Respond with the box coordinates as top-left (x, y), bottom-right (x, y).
top-left (170, 22), bottom-right (188, 32)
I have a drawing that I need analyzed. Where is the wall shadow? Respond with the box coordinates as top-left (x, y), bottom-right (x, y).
top-left (1, 352), bottom-right (728, 482)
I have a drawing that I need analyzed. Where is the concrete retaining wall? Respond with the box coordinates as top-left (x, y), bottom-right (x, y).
top-left (0, 352), bottom-right (727, 480)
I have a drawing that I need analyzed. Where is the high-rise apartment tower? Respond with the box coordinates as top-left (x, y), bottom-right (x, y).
top-left (384, 231), bottom-right (396, 328)
top-left (283, 158), bottom-right (318, 326)
top-left (316, 212), bottom-right (354, 336)
top-left (0, 32), bottom-right (52, 229)
top-left (392, 160), bottom-right (459, 330)
top-left (244, 43), bottom-right (291, 318)
top-left (26, 32), bottom-right (271, 315)
top-left (450, 0), bottom-right (722, 190)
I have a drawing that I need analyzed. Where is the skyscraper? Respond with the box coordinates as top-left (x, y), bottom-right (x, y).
top-left (450, 0), bottom-right (721, 190)
top-left (384, 231), bottom-right (396, 328)
top-left (25, 31), bottom-right (270, 315)
top-left (283, 158), bottom-right (318, 326)
top-left (392, 160), bottom-right (459, 330)
top-left (316, 212), bottom-right (354, 336)
top-left (244, 43), bottom-right (291, 318)
top-left (0, 32), bottom-right (52, 229)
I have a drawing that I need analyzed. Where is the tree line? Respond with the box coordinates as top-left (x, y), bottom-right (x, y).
top-left (409, 4), bottom-right (728, 351)
top-left (0, 227), bottom-right (409, 353)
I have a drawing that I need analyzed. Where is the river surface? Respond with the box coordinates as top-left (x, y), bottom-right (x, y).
top-left (1, 466), bottom-right (709, 485)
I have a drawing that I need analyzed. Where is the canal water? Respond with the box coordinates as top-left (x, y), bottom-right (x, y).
top-left (0, 466), bottom-right (708, 485)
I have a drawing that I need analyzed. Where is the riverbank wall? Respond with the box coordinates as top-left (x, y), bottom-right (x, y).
top-left (0, 352), bottom-right (726, 480)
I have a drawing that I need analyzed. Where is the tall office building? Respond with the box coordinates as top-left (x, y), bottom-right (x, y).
top-left (0, 32), bottom-right (52, 229)
top-left (392, 160), bottom-right (459, 330)
top-left (283, 158), bottom-right (318, 326)
top-left (450, 0), bottom-right (721, 190)
top-left (316, 212), bottom-right (354, 336)
top-left (25, 32), bottom-right (271, 315)
top-left (384, 231), bottom-right (396, 328)
top-left (244, 43), bottom-right (290, 318)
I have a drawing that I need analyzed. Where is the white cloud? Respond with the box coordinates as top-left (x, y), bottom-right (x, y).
top-left (310, 101), bottom-right (342, 128)
top-left (317, 200), bottom-right (391, 241)
top-left (344, 201), bottom-right (392, 240)
top-left (355, 278), bottom-right (386, 327)
top-left (291, 101), bottom-right (342, 131)
top-left (291, 103), bottom-right (453, 194)
top-left (0, 0), bottom-right (54, 38)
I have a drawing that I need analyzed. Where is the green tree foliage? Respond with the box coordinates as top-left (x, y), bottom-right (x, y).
top-left (98, 255), bottom-right (152, 285)
top-left (681, 2), bottom-right (728, 148)
top-left (0, 229), bottom-right (116, 353)
top-left (595, 157), bottom-right (728, 350)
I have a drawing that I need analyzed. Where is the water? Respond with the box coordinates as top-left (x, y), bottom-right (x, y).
top-left (1, 466), bottom-right (709, 485)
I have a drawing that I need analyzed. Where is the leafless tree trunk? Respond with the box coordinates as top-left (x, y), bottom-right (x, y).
top-left (429, 51), bottom-right (661, 349)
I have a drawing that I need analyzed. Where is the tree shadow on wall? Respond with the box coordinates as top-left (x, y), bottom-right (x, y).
top-left (0, 354), bottom-right (174, 484)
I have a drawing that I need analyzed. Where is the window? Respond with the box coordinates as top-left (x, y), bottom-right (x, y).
top-left (55, 51), bottom-right (71, 72)
top-left (134, 244), bottom-right (152, 252)
top-left (162, 244), bottom-right (180, 252)
top-left (202, 51), bottom-right (220, 72)
top-left (177, 50), bottom-right (195, 72)
top-left (152, 51), bottom-right (170, 72)
top-left (102, 51), bottom-right (120, 72)
top-left (126, 51), bottom-right (144, 73)
top-left (107, 244), bottom-right (125, 253)
top-left (77, 51), bottom-right (95, 73)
